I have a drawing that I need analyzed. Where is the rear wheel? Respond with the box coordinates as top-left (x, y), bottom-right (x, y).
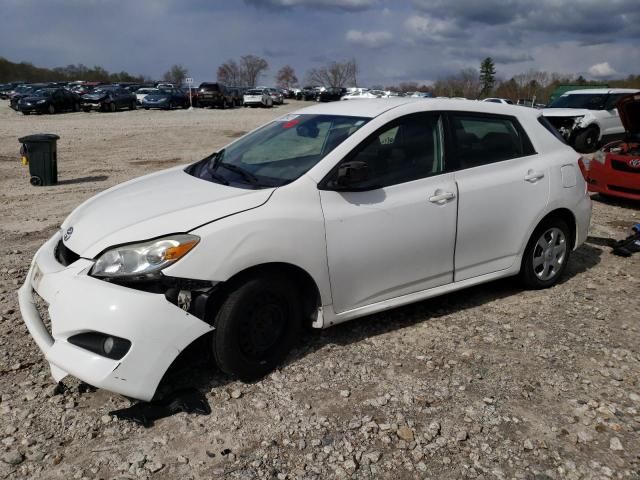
top-left (520, 218), bottom-right (571, 289)
top-left (212, 274), bottom-right (302, 381)
top-left (574, 126), bottom-right (599, 153)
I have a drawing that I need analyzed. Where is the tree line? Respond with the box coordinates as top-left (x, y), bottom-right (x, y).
top-left (3, 54), bottom-right (640, 105)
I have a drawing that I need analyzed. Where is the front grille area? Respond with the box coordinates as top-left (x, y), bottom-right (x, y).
top-left (55, 239), bottom-right (79, 266)
top-left (609, 185), bottom-right (640, 195)
top-left (32, 290), bottom-right (52, 336)
top-left (611, 159), bottom-right (640, 173)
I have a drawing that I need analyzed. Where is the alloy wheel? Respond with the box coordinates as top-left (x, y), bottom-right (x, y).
top-left (532, 227), bottom-right (567, 281)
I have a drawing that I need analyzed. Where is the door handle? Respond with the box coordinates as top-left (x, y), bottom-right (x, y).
top-left (429, 191), bottom-right (456, 204)
top-left (524, 170), bottom-right (544, 183)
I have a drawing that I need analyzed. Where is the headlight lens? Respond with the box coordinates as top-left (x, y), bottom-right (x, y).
top-left (90, 234), bottom-right (199, 279)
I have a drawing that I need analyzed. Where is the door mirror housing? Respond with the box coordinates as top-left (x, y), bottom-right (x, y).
top-left (336, 160), bottom-right (369, 187)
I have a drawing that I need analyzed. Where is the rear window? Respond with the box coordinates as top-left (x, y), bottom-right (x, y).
top-left (199, 83), bottom-right (221, 92)
top-left (537, 116), bottom-right (567, 144)
top-left (246, 89), bottom-right (263, 95)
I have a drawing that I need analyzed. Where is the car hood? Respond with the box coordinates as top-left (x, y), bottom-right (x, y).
top-left (20, 96), bottom-right (47, 103)
top-left (61, 166), bottom-right (275, 258)
top-left (616, 93), bottom-right (640, 136)
top-left (82, 93), bottom-right (107, 101)
top-left (541, 108), bottom-right (590, 118)
top-left (143, 94), bottom-right (169, 101)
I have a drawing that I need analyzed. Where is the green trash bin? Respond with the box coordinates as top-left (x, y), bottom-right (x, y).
top-left (18, 133), bottom-right (60, 186)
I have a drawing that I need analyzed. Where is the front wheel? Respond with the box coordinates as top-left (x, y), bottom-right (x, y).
top-left (574, 127), bottom-right (599, 153)
top-left (212, 274), bottom-right (302, 381)
top-left (520, 218), bottom-right (571, 289)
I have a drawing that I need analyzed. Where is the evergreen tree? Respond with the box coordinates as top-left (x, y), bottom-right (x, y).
top-left (479, 57), bottom-right (496, 97)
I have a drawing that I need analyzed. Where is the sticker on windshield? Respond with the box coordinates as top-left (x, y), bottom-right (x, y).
top-left (276, 114), bottom-right (300, 122)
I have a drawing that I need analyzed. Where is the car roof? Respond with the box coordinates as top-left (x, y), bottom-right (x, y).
top-left (563, 88), bottom-right (640, 95)
top-left (292, 98), bottom-right (539, 119)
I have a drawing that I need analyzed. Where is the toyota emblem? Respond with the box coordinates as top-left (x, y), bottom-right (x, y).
top-left (630, 159), bottom-right (640, 168)
top-left (63, 226), bottom-right (74, 242)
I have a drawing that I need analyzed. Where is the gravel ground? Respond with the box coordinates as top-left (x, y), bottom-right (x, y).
top-left (0, 100), bottom-right (639, 480)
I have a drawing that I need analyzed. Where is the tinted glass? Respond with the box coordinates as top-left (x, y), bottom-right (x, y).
top-left (328, 113), bottom-right (444, 190)
top-left (187, 114), bottom-right (369, 189)
top-left (450, 114), bottom-right (533, 168)
top-left (548, 93), bottom-right (606, 110)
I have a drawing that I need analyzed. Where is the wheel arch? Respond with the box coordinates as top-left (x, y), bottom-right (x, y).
top-left (533, 208), bottom-right (577, 249)
top-left (212, 262), bottom-right (322, 328)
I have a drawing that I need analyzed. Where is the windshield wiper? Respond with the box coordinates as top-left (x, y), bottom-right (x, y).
top-left (218, 162), bottom-right (259, 186)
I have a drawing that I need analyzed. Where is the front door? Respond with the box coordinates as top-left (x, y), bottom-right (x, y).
top-left (320, 113), bottom-right (457, 313)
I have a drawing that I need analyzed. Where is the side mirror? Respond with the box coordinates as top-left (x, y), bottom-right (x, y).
top-left (337, 160), bottom-right (369, 187)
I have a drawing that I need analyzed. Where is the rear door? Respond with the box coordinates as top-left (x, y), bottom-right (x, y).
top-left (320, 113), bottom-right (458, 313)
top-left (447, 112), bottom-right (550, 281)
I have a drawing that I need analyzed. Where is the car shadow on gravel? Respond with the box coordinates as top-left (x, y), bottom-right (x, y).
top-left (591, 193), bottom-right (640, 211)
top-left (155, 242), bottom-right (602, 401)
top-left (56, 175), bottom-right (108, 185)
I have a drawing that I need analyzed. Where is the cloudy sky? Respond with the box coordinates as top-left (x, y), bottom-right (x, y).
top-left (1, 0), bottom-right (638, 86)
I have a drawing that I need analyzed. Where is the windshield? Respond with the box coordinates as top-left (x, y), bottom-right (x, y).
top-left (33, 89), bottom-right (53, 97)
top-left (548, 93), bottom-right (607, 110)
top-left (186, 114), bottom-right (369, 189)
top-left (139, 88), bottom-right (158, 94)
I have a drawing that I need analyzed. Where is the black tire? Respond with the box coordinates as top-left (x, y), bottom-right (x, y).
top-left (83, 107), bottom-right (91, 113)
top-left (144, 107), bottom-right (149, 110)
top-left (222, 99), bottom-right (228, 109)
top-left (167, 102), bottom-right (173, 110)
top-left (520, 217), bottom-right (571, 289)
top-left (21, 111), bottom-right (29, 115)
top-left (29, 176), bottom-right (42, 186)
top-left (73, 103), bottom-right (80, 112)
top-left (212, 274), bottom-right (302, 381)
top-left (47, 104), bottom-right (55, 115)
top-left (574, 127), bottom-right (599, 153)
top-left (129, 101), bottom-right (135, 110)
top-left (109, 102), bottom-right (116, 113)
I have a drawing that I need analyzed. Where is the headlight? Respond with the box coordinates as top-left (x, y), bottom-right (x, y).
top-left (90, 234), bottom-right (199, 279)
top-left (36, 99), bottom-right (47, 104)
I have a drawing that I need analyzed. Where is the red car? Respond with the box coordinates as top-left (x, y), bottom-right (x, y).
top-left (580, 93), bottom-right (640, 201)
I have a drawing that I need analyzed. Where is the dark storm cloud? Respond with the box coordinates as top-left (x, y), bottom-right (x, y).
top-left (0, 0), bottom-right (638, 87)
top-left (244, 0), bottom-right (379, 11)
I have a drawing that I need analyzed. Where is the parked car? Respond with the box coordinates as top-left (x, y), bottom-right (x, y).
top-left (298, 86), bottom-right (321, 101)
top-left (141, 88), bottom-right (189, 110)
top-left (81, 87), bottom-right (137, 112)
top-left (482, 98), bottom-right (514, 105)
top-left (579, 93), bottom-right (640, 201)
top-left (340, 90), bottom-right (381, 101)
top-left (198, 82), bottom-right (235, 108)
top-left (266, 87), bottom-right (284, 105)
top-left (17, 88), bottom-right (81, 115)
top-left (227, 87), bottom-right (245, 107)
top-left (9, 84), bottom-right (54, 109)
top-left (317, 87), bottom-right (347, 102)
top-left (243, 88), bottom-right (273, 107)
top-left (543, 88), bottom-right (640, 153)
top-left (135, 87), bottom-right (159, 105)
top-left (18, 99), bottom-right (591, 401)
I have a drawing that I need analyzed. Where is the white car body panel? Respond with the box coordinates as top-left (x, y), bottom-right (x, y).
top-left (61, 166), bottom-right (274, 258)
top-left (19, 98), bottom-right (592, 400)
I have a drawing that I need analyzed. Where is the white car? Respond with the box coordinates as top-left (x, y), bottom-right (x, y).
top-left (135, 87), bottom-right (159, 105)
top-left (542, 88), bottom-right (640, 153)
top-left (482, 98), bottom-right (514, 105)
top-left (243, 88), bottom-right (273, 108)
top-left (341, 91), bottom-right (381, 100)
top-left (19, 99), bottom-right (591, 400)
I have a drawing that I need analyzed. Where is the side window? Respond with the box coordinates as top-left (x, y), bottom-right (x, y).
top-left (449, 114), bottom-right (534, 169)
top-left (331, 113), bottom-right (443, 189)
top-left (604, 94), bottom-right (624, 110)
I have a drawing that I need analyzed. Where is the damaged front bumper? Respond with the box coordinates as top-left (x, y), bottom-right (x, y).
top-left (18, 231), bottom-right (213, 401)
